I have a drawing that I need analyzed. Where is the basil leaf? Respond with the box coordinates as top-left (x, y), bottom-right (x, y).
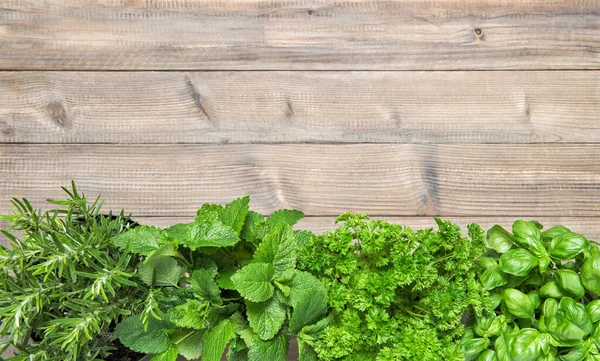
top-left (554, 269), bottom-right (585, 299)
top-left (480, 267), bottom-right (509, 290)
top-left (539, 281), bottom-right (569, 299)
top-left (586, 300), bottom-right (600, 323)
top-left (462, 337), bottom-right (490, 361)
top-left (487, 225), bottom-right (514, 254)
top-left (548, 232), bottom-right (588, 261)
top-left (507, 328), bottom-right (542, 361)
top-left (504, 288), bottom-right (535, 320)
top-left (581, 255), bottom-right (600, 296)
top-left (499, 249), bottom-right (539, 277)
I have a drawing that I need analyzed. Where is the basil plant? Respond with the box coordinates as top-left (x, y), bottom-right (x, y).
top-left (463, 220), bottom-right (600, 361)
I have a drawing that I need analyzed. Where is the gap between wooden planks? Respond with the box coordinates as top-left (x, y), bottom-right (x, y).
top-left (1, 143), bottom-right (599, 217)
top-left (1, 71), bottom-right (600, 144)
top-left (1, 0), bottom-right (599, 70)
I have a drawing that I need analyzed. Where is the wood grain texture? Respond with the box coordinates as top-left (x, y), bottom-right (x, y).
top-left (2, 71), bottom-right (600, 144)
top-left (1, 0), bottom-right (600, 70)
top-left (2, 144), bottom-right (600, 217)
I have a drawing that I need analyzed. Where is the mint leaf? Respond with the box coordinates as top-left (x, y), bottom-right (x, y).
top-left (288, 271), bottom-right (328, 333)
top-left (190, 269), bottom-right (221, 305)
top-left (150, 345), bottom-right (179, 361)
top-left (246, 297), bottom-right (287, 341)
top-left (112, 226), bottom-right (168, 256)
top-left (196, 203), bottom-right (224, 222)
top-left (138, 256), bottom-right (185, 287)
top-left (183, 221), bottom-right (240, 249)
top-left (174, 330), bottom-right (203, 360)
top-left (295, 230), bottom-right (315, 247)
top-left (267, 209), bottom-right (304, 228)
top-left (254, 223), bottom-right (296, 275)
top-left (201, 318), bottom-right (236, 361)
top-left (221, 196), bottom-right (250, 234)
top-left (216, 266), bottom-right (238, 290)
top-left (248, 333), bottom-right (289, 361)
top-left (167, 299), bottom-right (210, 330)
top-left (116, 315), bottom-right (171, 354)
top-left (241, 211), bottom-right (266, 246)
top-left (231, 263), bottom-right (275, 302)
top-left (165, 223), bottom-right (190, 242)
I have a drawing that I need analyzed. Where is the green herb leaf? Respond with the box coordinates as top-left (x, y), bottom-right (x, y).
top-left (221, 196), bottom-right (250, 234)
top-left (248, 333), bottom-right (290, 361)
top-left (554, 269), bottom-right (585, 299)
top-left (150, 345), bottom-right (179, 361)
top-left (231, 263), bottom-right (275, 302)
top-left (175, 331), bottom-right (203, 360)
top-left (288, 271), bottom-right (328, 333)
top-left (508, 328), bottom-right (542, 361)
top-left (504, 288), bottom-right (535, 320)
top-left (479, 267), bottom-right (509, 290)
top-left (201, 318), bottom-right (236, 361)
top-left (267, 209), bottom-right (305, 228)
top-left (246, 297), bottom-right (287, 341)
top-left (548, 232), bottom-right (588, 261)
top-left (138, 256), bottom-right (185, 287)
top-left (487, 225), bottom-right (514, 253)
top-left (254, 223), bottom-right (297, 275)
top-left (580, 255), bottom-right (600, 296)
top-left (112, 226), bottom-right (168, 256)
top-left (166, 299), bottom-right (210, 330)
top-left (190, 269), bottom-right (222, 305)
top-left (183, 221), bottom-right (240, 249)
top-left (116, 315), bottom-right (171, 354)
top-left (499, 249), bottom-right (539, 277)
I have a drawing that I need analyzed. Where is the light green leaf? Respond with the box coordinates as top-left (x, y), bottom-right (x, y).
top-left (508, 328), bottom-right (542, 361)
top-left (254, 223), bottom-right (296, 275)
top-left (173, 330), bottom-right (203, 360)
top-left (487, 225), bottom-right (514, 254)
top-left (554, 269), bottom-right (585, 299)
top-left (267, 209), bottom-right (305, 228)
top-left (221, 196), bottom-right (250, 234)
top-left (150, 345), bottom-right (179, 361)
top-left (539, 281), bottom-right (569, 299)
top-left (295, 230), bottom-right (315, 247)
top-left (248, 333), bottom-right (289, 361)
top-left (504, 288), bottom-right (535, 320)
top-left (480, 266), bottom-right (509, 290)
top-left (190, 269), bottom-right (221, 305)
top-left (183, 221), bottom-right (240, 249)
top-left (112, 226), bottom-right (168, 256)
top-left (581, 255), bottom-right (600, 296)
top-left (586, 300), bottom-right (600, 323)
top-left (241, 211), bottom-right (266, 246)
top-left (548, 232), bottom-right (588, 261)
top-left (541, 225), bottom-right (570, 242)
top-left (231, 263), bottom-right (275, 302)
top-left (167, 299), bottom-right (210, 330)
top-left (462, 338), bottom-right (489, 361)
top-left (116, 315), bottom-right (171, 354)
top-left (476, 350), bottom-right (497, 361)
top-left (246, 297), bottom-right (287, 341)
top-left (195, 203), bottom-right (224, 222)
top-left (499, 249), bottom-right (539, 277)
top-left (512, 220), bottom-right (543, 252)
top-left (288, 271), bottom-right (328, 333)
top-left (201, 318), bottom-right (236, 361)
top-left (138, 256), bottom-right (185, 287)
top-left (165, 223), bottom-right (190, 242)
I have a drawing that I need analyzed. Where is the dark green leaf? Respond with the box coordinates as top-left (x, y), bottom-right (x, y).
top-left (241, 211), bottom-right (265, 246)
top-left (190, 269), bottom-right (221, 305)
top-left (288, 271), bottom-right (328, 333)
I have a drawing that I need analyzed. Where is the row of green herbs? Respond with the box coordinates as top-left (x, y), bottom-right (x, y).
top-left (0, 183), bottom-right (147, 361)
top-left (463, 220), bottom-right (600, 361)
top-left (110, 196), bottom-right (329, 361)
top-left (2, 188), bottom-right (600, 361)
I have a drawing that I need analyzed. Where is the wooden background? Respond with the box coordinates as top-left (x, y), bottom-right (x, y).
top-left (1, 0), bottom-right (600, 359)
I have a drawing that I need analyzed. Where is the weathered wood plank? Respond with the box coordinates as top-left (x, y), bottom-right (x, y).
top-left (1, 144), bottom-right (600, 217)
top-left (2, 71), bottom-right (600, 144)
top-left (1, 1), bottom-right (599, 70)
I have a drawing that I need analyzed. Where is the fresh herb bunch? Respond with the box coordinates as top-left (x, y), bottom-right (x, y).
top-left (464, 221), bottom-right (600, 361)
top-left (297, 212), bottom-right (489, 361)
top-left (0, 183), bottom-right (146, 361)
top-left (112, 196), bottom-right (329, 361)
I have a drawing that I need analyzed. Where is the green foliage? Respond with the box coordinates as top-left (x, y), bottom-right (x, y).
top-left (465, 220), bottom-right (600, 361)
top-left (112, 198), bottom-right (328, 361)
top-left (0, 183), bottom-right (146, 361)
top-left (298, 213), bottom-right (489, 361)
